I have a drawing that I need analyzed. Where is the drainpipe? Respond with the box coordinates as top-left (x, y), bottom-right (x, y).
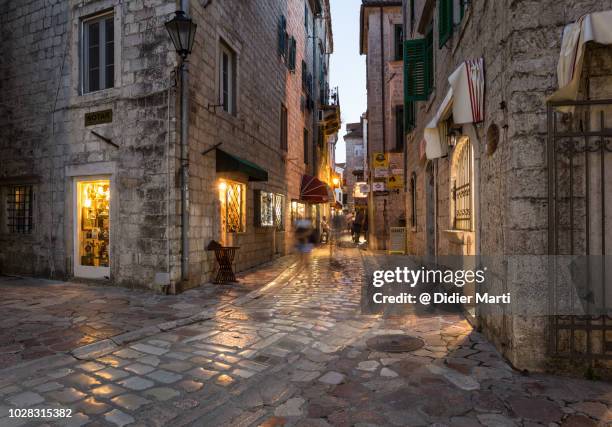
top-left (180, 0), bottom-right (190, 285)
top-left (312, 12), bottom-right (318, 177)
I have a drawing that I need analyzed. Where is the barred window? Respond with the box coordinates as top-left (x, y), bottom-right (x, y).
top-left (7, 185), bottom-right (33, 234)
top-left (220, 180), bottom-right (245, 233)
top-left (274, 194), bottom-right (285, 231)
top-left (452, 139), bottom-right (472, 231)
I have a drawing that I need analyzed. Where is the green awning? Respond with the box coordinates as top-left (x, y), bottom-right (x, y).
top-left (216, 149), bottom-right (268, 182)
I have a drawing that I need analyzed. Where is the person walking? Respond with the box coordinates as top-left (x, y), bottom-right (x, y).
top-left (352, 209), bottom-right (365, 243)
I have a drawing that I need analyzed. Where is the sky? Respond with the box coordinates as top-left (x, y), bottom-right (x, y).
top-left (329, 0), bottom-right (367, 164)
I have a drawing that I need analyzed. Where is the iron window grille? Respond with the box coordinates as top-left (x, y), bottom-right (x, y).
top-left (7, 185), bottom-right (33, 234)
top-left (223, 181), bottom-right (245, 233)
top-left (274, 194), bottom-right (285, 231)
top-left (452, 139), bottom-right (472, 231)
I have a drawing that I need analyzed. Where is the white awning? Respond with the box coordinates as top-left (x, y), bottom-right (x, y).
top-left (424, 58), bottom-right (485, 160)
top-left (549, 10), bottom-right (612, 104)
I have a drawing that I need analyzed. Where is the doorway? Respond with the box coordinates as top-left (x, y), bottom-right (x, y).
top-left (74, 178), bottom-right (111, 279)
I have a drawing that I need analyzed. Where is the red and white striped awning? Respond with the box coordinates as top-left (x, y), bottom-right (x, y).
top-left (424, 58), bottom-right (485, 160)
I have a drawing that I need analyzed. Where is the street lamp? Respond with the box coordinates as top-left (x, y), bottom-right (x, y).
top-left (165, 10), bottom-right (197, 60)
top-left (165, 8), bottom-right (197, 287)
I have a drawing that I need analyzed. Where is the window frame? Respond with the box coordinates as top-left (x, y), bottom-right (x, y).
top-left (220, 180), bottom-right (246, 233)
top-left (395, 105), bottom-right (405, 151)
top-left (280, 104), bottom-right (288, 151)
top-left (394, 24), bottom-right (404, 61)
top-left (451, 139), bottom-right (473, 231)
top-left (410, 173), bottom-right (417, 229)
top-left (303, 127), bottom-right (309, 164)
top-left (219, 40), bottom-right (237, 114)
top-left (81, 11), bottom-right (115, 94)
top-left (5, 185), bottom-right (34, 234)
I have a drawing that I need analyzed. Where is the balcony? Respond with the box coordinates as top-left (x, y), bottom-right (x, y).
top-left (319, 87), bottom-right (341, 136)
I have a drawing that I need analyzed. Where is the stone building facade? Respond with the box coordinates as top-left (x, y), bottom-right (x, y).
top-left (343, 121), bottom-right (365, 212)
top-left (401, 0), bottom-right (612, 372)
top-left (0, 0), bottom-right (338, 292)
top-left (360, 0), bottom-right (406, 250)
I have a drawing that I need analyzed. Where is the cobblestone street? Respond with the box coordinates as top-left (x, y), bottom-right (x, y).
top-left (0, 245), bottom-right (611, 427)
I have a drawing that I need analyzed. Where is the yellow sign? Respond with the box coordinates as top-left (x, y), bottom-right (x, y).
top-left (372, 152), bottom-right (388, 168)
top-left (387, 175), bottom-right (403, 190)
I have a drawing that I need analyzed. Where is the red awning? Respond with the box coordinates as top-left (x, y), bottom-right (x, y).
top-left (300, 175), bottom-right (330, 204)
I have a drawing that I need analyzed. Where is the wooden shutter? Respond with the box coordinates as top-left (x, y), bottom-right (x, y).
top-left (438, 0), bottom-right (453, 48)
top-left (278, 16), bottom-right (286, 57)
top-left (403, 39), bottom-right (429, 101)
top-left (288, 37), bottom-right (297, 71)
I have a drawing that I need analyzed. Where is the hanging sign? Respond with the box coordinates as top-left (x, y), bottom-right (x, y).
top-left (372, 182), bottom-right (385, 192)
top-left (372, 152), bottom-right (389, 168)
top-left (387, 175), bottom-right (403, 190)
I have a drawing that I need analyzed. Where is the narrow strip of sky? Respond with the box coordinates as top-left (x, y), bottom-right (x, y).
top-left (329, 0), bottom-right (367, 164)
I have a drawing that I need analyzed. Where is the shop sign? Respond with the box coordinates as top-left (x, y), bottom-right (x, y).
top-left (85, 109), bottom-right (113, 126)
top-left (372, 182), bottom-right (385, 192)
top-left (374, 168), bottom-right (389, 178)
top-left (387, 175), bottom-right (403, 190)
top-left (372, 152), bottom-right (388, 168)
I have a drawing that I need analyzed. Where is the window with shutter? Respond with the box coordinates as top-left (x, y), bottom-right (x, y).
top-left (288, 37), bottom-right (297, 71)
top-left (403, 38), bottom-right (430, 101)
top-left (438, 0), bottom-right (453, 48)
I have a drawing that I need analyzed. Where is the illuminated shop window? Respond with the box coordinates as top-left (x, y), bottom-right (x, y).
top-left (219, 180), bottom-right (245, 233)
top-left (77, 180), bottom-right (110, 267)
top-left (274, 194), bottom-right (285, 231)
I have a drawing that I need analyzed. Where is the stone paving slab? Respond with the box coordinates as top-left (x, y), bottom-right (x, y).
top-left (0, 244), bottom-right (610, 427)
top-left (0, 255), bottom-right (298, 369)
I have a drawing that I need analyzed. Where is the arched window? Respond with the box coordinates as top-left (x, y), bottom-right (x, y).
top-left (410, 173), bottom-right (417, 228)
top-left (451, 139), bottom-right (473, 231)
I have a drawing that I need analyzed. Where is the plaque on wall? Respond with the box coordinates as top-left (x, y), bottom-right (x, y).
top-left (85, 109), bottom-right (113, 126)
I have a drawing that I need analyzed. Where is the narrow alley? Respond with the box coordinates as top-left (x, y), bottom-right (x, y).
top-left (1, 243), bottom-right (609, 426)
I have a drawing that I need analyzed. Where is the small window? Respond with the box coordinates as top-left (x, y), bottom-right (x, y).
top-left (256, 190), bottom-right (274, 227)
top-left (354, 145), bottom-right (363, 157)
top-left (219, 180), bottom-right (245, 233)
top-left (395, 105), bottom-right (404, 151)
top-left (410, 173), bottom-right (417, 228)
top-left (274, 194), bottom-right (285, 231)
top-left (6, 185), bottom-right (33, 234)
top-left (280, 104), bottom-right (288, 151)
top-left (219, 41), bottom-right (237, 114)
top-left (303, 128), bottom-right (309, 164)
top-left (82, 13), bottom-right (114, 93)
top-left (394, 25), bottom-right (403, 61)
top-left (290, 200), bottom-right (306, 224)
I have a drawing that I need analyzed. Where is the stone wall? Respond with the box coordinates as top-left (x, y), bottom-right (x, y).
top-left (0, 0), bottom-right (334, 291)
top-left (404, 0), bottom-right (612, 370)
top-left (363, 5), bottom-right (405, 250)
top-left (0, 0), bottom-right (178, 288)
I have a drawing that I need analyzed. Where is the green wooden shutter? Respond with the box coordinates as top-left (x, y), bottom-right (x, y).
top-left (438, 0), bottom-right (453, 48)
top-left (403, 39), bottom-right (429, 101)
top-left (278, 16), bottom-right (286, 57)
top-left (288, 37), bottom-right (297, 71)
